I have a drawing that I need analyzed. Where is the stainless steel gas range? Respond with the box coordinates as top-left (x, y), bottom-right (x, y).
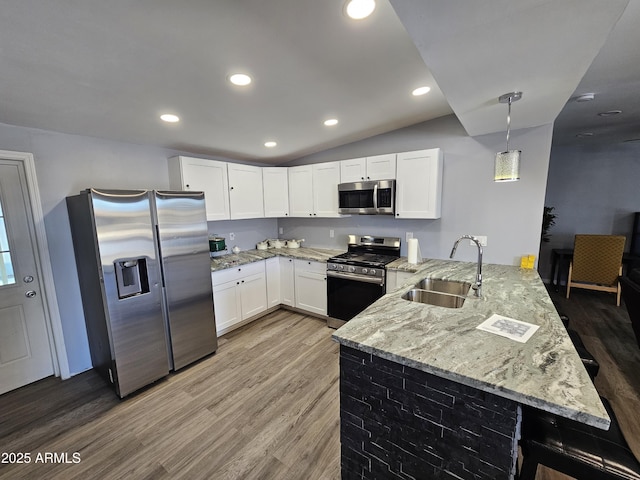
top-left (327, 235), bottom-right (401, 328)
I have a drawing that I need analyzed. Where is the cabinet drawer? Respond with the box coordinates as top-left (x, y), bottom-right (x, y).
top-left (294, 259), bottom-right (326, 274)
top-left (211, 260), bottom-right (265, 285)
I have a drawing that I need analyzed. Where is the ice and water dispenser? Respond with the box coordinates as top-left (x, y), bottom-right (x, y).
top-left (114, 257), bottom-right (150, 299)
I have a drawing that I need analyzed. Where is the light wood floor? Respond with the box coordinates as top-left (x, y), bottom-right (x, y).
top-left (0, 309), bottom-right (341, 480)
top-left (1, 288), bottom-right (638, 480)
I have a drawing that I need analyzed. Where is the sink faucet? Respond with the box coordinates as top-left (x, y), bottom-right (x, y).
top-left (450, 235), bottom-right (483, 297)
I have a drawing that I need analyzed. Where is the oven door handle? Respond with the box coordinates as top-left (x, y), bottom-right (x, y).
top-left (326, 269), bottom-right (385, 285)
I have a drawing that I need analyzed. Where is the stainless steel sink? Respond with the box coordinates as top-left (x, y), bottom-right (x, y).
top-left (401, 278), bottom-right (471, 308)
top-left (401, 289), bottom-right (467, 308)
top-left (412, 278), bottom-right (471, 296)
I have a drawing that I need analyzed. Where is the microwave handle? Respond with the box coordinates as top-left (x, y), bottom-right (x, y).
top-left (373, 183), bottom-right (378, 210)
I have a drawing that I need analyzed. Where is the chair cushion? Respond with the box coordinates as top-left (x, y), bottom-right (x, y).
top-left (521, 398), bottom-right (640, 479)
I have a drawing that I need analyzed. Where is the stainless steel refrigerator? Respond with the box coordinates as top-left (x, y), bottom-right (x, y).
top-left (66, 188), bottom-right (217, 397)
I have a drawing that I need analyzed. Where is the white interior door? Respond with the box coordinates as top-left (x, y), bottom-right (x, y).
top-left (0, 161), bottom-right (53, 394)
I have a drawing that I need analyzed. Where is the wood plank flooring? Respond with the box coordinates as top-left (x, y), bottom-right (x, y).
top-left (0, 310), bottom-right (340, 480)
top-left (1, 287), bottom-right (638, 480)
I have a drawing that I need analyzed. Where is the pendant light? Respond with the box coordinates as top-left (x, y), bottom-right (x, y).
top-left (494, 91), bottom-right (522, 182)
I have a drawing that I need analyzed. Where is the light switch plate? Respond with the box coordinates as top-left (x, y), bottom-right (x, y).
top-left (229, 232), bottom-right (235, 241)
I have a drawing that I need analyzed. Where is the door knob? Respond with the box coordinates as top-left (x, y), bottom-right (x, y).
top-left (25, 290), bottom-right (37, 298)
top-left (23, 275), bottom-right (34, 283)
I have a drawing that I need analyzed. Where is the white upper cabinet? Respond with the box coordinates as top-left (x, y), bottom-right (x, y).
top-left (289, 162), bottom-right (340, 217)
top-left (339, 157), bottom-right (366, 183)
top-left (228, 163), bottom-right (264, 219)
top-left (312, 162), bottom-right (340, 217)
top-left (168, 156), bottom-right (230, 221)
top-left (366, 154), bottom-right (396, 180)
top-left (395, 148), bottom-right (443, 219)
top-left (288, 165), bottom-right (314, 217)
top-left (263, 167), bottom-right (289, 218)
top-left (340, 154), bottom-right (396, 182)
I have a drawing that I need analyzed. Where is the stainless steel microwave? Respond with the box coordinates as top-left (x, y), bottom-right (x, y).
top-left (338, 179), bottom-right (395, 215)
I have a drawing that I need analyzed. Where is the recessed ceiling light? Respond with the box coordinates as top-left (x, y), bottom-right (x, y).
top-left (412, 86), bottom-right (431, 96)
top-left (160, 114), bottom-right (180, 123)
top-left (344, 0), bottom-right (376, 19)
top-left (229, 73), bottom-right (252, 86)
top-left (576, 132), bottom-right (594, 137)
top-left (574, 93), bottom-right (595, 102)
top-left (324, 118), bottom-right (339, 126)
top-left (264, 141), bottom-right (277, 148)
top-left (598, 110), bottom-right (622, 117)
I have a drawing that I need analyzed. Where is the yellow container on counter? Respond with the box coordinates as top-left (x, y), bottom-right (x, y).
top-left (520, 254), bottom-right (536, 269)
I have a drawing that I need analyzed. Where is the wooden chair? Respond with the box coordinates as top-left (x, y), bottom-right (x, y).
top-left (566, 234), bottom-right (626, 306)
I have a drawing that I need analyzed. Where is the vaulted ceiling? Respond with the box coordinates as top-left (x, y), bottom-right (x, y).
top-left (0, 0), bottom-right (636, 163)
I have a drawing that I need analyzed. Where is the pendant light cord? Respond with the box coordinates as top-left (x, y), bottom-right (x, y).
top-left (506, 97), bottom-right (512, 151)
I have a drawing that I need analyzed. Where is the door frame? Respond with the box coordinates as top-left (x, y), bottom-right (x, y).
top-left (0, 149), bottom-right (69, 379)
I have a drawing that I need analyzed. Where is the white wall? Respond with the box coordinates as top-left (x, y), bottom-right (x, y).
top-left (282, 115), bottom-right (553, 265)
top-left (540, 141), bottom-right (640, 281)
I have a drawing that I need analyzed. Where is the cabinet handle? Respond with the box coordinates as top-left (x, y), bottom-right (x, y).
top-left (230, 186), bottom-right (234, 190)
top-left (186, 184), bottom-right (190, 188)
top-left (236, 281), bottom-right (240, 285)
top-left (241, 280), bottom-right (244, 283)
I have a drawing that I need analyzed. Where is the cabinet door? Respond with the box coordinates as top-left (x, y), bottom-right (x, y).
top-left (212, 279), bottom-right (241, 335)
top-left (168, 157), bottom-right (230, 221)
top-left (265, 257), bottom-right (281, 308)
top-left (280, 257), bottom-right (295, 307)
top-left (366, 154), bottom-right (396, 180)
top-left (294, 260), bottom-right (327, 316)
top-left (263, 167), bottom-right (289, 218)
top-left (240, 271), bottom-right (268, 319)
top-left (288, 165), bottom-right (314, 217)
top-left (340, 157), bottom-right (367, 183)
top-left (228, 163), bottom-right (264, 219)
top-left (395, 148), bottom-right (443, 219)
top-left (312, 162), bottom-right (340, 217)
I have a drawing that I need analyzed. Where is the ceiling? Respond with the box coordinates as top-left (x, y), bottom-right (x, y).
top-left (0, 1), bottom-right (637, 165)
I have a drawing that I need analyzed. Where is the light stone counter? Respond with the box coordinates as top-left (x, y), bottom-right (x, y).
top-left (332, 258), bottom-right (610, 429)
top-left (210, 247), bottom-right (343, 272)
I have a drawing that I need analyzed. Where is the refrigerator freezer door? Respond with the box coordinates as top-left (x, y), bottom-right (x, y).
top-left (154, 191), bottom-right (218, 370)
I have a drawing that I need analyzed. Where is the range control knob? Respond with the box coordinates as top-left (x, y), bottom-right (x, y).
top-left (370, 269), bottom-right (376, 276)
top-left (338, 265), bottom-right (344, 271)
top-left (348, 266), bottom-right (356, 273)
top-left (362, 268), bottom-right (368, 274)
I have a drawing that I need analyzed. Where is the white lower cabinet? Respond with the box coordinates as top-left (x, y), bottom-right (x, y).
top-left (212, 261), bottom-right (267, 335)
top-left (294, 259), bottom-right (327, 316)
top-left (265, 257), bottom-right (281, 308)
top-left (280, 257), bottom-right (295, 307)
top-left (386, 269), bottom-right (415, 293)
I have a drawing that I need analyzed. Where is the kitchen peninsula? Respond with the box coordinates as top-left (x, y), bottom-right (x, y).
top-left (333, 258), bottom-right (609, 479)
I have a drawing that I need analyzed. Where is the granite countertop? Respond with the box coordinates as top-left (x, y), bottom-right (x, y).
top-left (332, 258), bottom-right (610, 429)
top-left (210, 246), bottom-right (343, 272)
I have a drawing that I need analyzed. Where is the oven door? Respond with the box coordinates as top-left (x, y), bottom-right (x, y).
top-left (327, 270), bottom-right (385, 323)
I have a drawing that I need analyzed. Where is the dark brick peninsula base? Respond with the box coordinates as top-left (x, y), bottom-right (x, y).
top-left (340, 345), bottom-right (520, 479)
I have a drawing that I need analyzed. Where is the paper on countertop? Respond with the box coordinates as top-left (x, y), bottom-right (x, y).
top-left (476, 314), bottom-right (540, 343)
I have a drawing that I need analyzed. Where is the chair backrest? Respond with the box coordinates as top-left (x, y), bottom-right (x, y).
top-left (572, 234), bottom-right (626, 286)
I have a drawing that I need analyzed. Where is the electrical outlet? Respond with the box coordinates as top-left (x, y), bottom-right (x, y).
top-left (229, 232), bottom-right (235, 241)
top-left (406, 232), bottom-right (413, 241)
top-left (279, 227), bottom-right (283, 235)
top-left (471, 235), bottom-right (487, 247)
top-left (329, 229), bottom-right (335, 238)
